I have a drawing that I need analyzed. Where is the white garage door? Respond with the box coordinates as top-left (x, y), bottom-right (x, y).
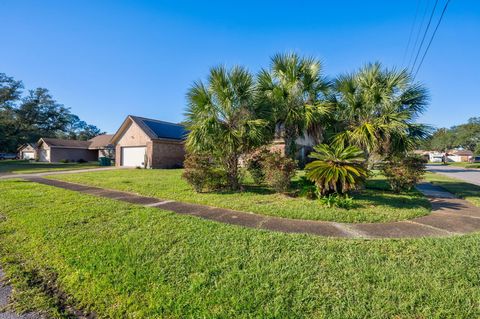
top-left (121, 146), bottom-right (146, 167)
top-left (22, 152), bottom-right (35, 160)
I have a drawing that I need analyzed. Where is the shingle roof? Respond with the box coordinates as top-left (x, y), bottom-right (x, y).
top-left (129, 115), bottom-right (187, 140)
top-left (449, 149), bottom-right (473, 156)
top-left (17, 143), bottom-right (38, 151)
top-left (40, 138), bottom-right (92, 148)
top-left (88, 134), bottom-right (113, 149)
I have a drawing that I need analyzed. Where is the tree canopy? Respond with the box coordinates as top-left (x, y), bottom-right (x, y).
top-left (0, 72), bottom-right (103, 152)
top-left (327, 63), bottom-right (430, 163)
top-left (257, 53), bottom-right (330, 158)
top-left (422, 117), bottom-right (480, 154)
top-left (185, 65), bottom-right (269, 189)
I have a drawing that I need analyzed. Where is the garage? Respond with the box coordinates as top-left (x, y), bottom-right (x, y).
top-left (22, 151), bottom-right (35, 159)
top-left (121, 146), bottom-right (146, 167)
top-left (17, 143), bottom-right (38, 160)
top-left (111, 115), bottom-right (186, 169)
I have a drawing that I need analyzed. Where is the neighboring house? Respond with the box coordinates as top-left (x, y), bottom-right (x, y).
top-left (270, 123), bottom-right (318, 162)
top-left (413, 149), bottom-right (474, 163)
top-left (36, 135), bottom-right (113, 163)
top-left (447, 149), bottom-right (473, 162)
top-left (88, 134), bottom-right (114, 159)
top-left (17, 143), bottom-right (37, 160)
top-left (37, 138), bottom-right (96, 162)
top-left (110, 115), bottom-right (186, 168)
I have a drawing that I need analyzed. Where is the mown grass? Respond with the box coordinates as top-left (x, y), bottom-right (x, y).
top-left (0, 179), bottom-right (479, 318)
top-left (425, 172), bottom-right (480, 207)
top-left (0, 160), bottom-right (99, 174)
top-left (47, 169), bottom-right (430, 223)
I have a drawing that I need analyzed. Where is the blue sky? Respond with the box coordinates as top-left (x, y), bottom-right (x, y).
top-left (1, 0), bottom-right (479, 133)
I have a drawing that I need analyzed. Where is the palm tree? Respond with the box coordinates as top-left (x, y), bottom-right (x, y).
top-left (305, 144), bottom-right (368, 195)
top-left (329, 63), bottom-right (429, 164)
top-left (185, 66), bottom-right (268, 190)
top-left (257, 53), bottom-right (330, 159)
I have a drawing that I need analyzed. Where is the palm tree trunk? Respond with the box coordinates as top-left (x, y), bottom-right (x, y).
top-left (225, 153), bottom-right (240, 190)
top-left (284, 126), bottom-right (298, 159)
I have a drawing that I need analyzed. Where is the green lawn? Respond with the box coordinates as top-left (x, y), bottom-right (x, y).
top-left (0, 179), bottom-right (479, 318)
top-left (47, 169), bottom-right (431, 223)
top-left (425, 172), bottom-right (480, 207)
top-left (0, 160), bottom-right (100, 174)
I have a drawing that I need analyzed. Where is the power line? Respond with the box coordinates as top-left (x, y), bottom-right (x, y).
top-left (414, 0), bottom-right (451, 79)
top-left (407, 0), bottom-right (430, 70)
top-left (410, 0), bottom-right (440, 73)
top-left (402, 0), bottom-right (422, 67)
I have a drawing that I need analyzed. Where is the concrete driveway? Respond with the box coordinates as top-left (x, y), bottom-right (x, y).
top-left (427, 164), bottom-right (480, 186)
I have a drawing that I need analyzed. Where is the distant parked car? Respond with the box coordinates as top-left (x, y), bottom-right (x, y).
top-left (0, 153), bottom-right (17, 160)
top-left (472, 156), bottom-right (480, 163)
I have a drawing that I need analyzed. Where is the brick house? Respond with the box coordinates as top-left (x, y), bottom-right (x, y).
top-left (110, 115), bottom-right (186, 168)
top-left (17, 143), bottom-right (37, 160)
top-left (36, 135), bottom-right (113, 163)
top-left (447, 149), bottom-right (474, 162)
top-left (88, 134), bottom-right (115, 159)
top-left (270, 123), bottom-right (318, 163)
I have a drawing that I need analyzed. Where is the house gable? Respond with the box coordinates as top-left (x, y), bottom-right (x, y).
top-left (115, 119), bottom-right (151, 147)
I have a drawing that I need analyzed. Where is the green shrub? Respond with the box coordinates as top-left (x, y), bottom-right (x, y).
top-left (382, 155), bottom-right (426, 192)
top-left (182, 152), bottom-right (227, 192)
top-left (59, 159), bottom-right (69, 163)
top-left (244, 148), bottom-right (270, 185)
top-left (305, 144), bottom-right (368, 195)
top-left (262, 151), bottom-right (297, 193)
top-left (319, 194), bottom-right (354, 209)
top-left (77, 158), bottom-right (87, 163)
top-left (297, 176), bottom-right (318, 199)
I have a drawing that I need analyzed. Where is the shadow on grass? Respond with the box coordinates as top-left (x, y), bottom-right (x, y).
top-left (354, 190), bottom-right (431, 210)
top-left (202, 177), bottom-right (430, 211)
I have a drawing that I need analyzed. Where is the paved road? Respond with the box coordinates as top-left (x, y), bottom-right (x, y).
top-left (0, 268), bottom-right (42, 319)
top-left (427, 164), bottom-right (480, 186)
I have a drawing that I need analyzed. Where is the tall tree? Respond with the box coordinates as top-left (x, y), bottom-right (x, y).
top-left (0, 72), bottom-right (103, 152)
top-left (59, 114), bottom-right (104, 140)
top-left (257, 53), bottom-right (330, 158)
top-left (428, 128), bottom-right (455, 152)
top-left (329, 63), bottom-right (429, 163)
top-left (0, 73), bottom-right (24, 151)
top-left (16, 88), bottom-right (72, 142)
top-left (0, 73), bottom-right (23, 108)
top-left (185, 66), bottom-right (268, 190)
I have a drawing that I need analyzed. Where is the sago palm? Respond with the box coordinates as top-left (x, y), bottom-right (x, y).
top-left (305, 144), bottom-right (368, 195)
top-left (257, 53), bottom-right (331, 158)
top-left (329, 62), bottom-right (429, 163)
top-left (185, 66), bottom-right (268, 190)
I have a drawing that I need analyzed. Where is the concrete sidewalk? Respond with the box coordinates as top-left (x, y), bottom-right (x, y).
top-left (23, 177), bottom-right (480, 239)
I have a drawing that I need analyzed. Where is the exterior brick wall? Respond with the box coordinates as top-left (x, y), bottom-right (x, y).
top-left (50, 148), bottom-right (98, 162)
top-left (150, 140), bottom-right (185, 168)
